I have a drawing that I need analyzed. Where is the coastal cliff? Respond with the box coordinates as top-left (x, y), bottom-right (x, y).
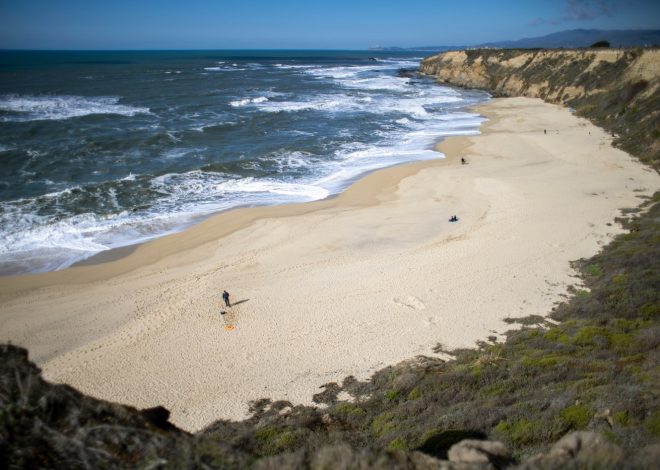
top-left (421, 48), bottom-right (660, 166)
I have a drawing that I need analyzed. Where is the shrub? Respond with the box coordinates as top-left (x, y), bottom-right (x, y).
top-left (254, 426), bottom-right (304, 454)
top-left (543, 328), bottom-right (569, 344)
top-left (586, 264), bottom-right (603, 277)
top-left (407, 387), bottom-right (422, 400)
top-left (560, 404), bottom-right (593, 429)
top-left (573, 326), bottom-right (610, 347)
top-left (613, 410), bottom-right (630, 426)
top-left (494, 418), bottom-right (545, 445)
top-left (387, 438), bottom-right (407, 451)
top-left (645, 410), bottom-right (660, 436)
top-left (334, 403), bottom-right (366, 416)
top-left (385, 389), bottom-right (401, 401)
top-left (371, 412), bottom-right (396, 437)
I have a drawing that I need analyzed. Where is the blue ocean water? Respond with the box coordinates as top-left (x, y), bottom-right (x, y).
top-left (0, 50), bottom-right (488, 275)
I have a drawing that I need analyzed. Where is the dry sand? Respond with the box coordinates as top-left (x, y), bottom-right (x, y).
top-left (1, 97), bottom-right (657, 432)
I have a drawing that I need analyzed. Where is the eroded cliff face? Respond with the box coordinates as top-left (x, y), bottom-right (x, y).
top-left (420, 49), bottom-right (660, 166)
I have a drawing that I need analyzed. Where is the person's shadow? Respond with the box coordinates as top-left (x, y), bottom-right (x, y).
top-left (231, 299), bottom-right (250, 307)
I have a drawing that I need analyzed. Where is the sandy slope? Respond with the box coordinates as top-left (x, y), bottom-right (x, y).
top-left (1, 97), bottom-right (657, 432)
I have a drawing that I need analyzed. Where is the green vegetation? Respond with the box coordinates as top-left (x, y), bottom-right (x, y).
top-left (560, 404), bottom-right (593, 429)
top-left (386, 437), bottom-right (408, 451)
top-left (494, 418), bottom-right (547, 446)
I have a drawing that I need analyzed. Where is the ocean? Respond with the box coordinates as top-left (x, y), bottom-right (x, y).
top-left (0, 50), bottom-right (488, 275)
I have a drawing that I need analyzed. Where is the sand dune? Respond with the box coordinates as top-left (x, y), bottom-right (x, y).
top-left (1, 97), bottom-right (657, 431)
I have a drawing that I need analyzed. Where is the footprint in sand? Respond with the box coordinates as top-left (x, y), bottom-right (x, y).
top-left (423, 316), bottom-right (438, 326)
top-left (393, 296), bottom-right (426, 310)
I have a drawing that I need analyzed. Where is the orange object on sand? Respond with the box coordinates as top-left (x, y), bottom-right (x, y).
top-left (225, 325), bottom-right (236, 331)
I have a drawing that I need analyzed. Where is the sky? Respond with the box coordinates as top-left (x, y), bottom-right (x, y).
top-left (0, 0), bottom-right (659, 49)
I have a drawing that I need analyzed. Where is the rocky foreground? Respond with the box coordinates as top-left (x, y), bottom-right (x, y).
top-left (3, 344), bottom-right (657, 469)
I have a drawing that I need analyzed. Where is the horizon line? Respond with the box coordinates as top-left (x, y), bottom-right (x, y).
top-left (0, 47), bottom-right (457, 52)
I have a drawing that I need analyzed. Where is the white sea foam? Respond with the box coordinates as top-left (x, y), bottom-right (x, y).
top-left (265, 150), bottom-right (316, 171)
top-left (0, 207), bottom-right (190, 273)
top-left (375, 58), bottom-right (423, 67)
top-left (305, 64), bottom-right (392, 80)
top-left (215, 177), bottom-right (329, 200)
top-left (253, 94), bottom-right (367, 113)
top-left (162, 148), bottom-right (192, 159)
top-left (190, 121), bottom-right (238, 132)
top-left (248, 91), bottom-right (461, 117)
top-left (0, 95), bottom-right (150, 122)
top-left (311, 107), bottom-right (486, 193)
top-left (281, 130), bottom-right (315, 137)
top-left (229, 96), bottom-right (269, 107)
top-left (0, 169), bottom-right (329, 273)
top-left (273, 64), bottom-right (318, 69)
top-left (340, 75), bottom-right (410, 91)
top-left (165, 131), bottom-right (182, 143)
top-left (203, 64), bottom-right (246, 72)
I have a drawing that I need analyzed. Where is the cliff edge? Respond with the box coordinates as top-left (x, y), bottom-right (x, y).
top-left (421, 48), bottom-right (660, 167)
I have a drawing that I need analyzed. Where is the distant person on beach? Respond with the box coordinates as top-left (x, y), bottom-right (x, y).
top-left (222, 290), bottom-right (231, 307)
top-left (461, 157), bottom-right (467, 165)
top-left (449, 215), bottom-right (458, 222)
top-left (544, 129), bottom-right (546, 134)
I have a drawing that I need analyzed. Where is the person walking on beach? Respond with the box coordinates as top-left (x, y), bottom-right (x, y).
top-left (222, 290), bottom-right (231, 308)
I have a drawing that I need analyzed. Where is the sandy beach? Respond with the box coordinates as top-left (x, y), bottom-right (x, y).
top-left (1, 97), bottom-right (657, 432)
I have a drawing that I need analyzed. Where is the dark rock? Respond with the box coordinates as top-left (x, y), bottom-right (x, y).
top-left (397, 68), bottom-right (418, 78)
top-left (141, 405), bottom-right (178, 431)
top-left (417, 430), bottom-right (487, 459)
top-left (312, 382), bottom-right (341, 404)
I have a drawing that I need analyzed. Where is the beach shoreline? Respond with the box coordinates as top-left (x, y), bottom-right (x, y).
top-left (71, 157), bottom-right (456, 270)
top-left (1, 97), bottom-right (657, 432)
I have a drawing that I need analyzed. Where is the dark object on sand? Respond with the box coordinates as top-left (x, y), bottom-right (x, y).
top-left (461, 157), bottom-right (467, 164)
top-left (449, 215), bottom-right (459, 222)
top-left (222, 290), bottom-right (231, 307)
